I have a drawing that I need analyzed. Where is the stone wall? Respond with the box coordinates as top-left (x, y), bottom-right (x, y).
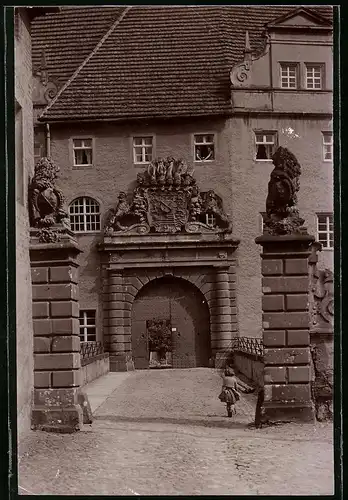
top-left (81, 353), bottom-right (110, 386)
top-left (308, 246), bottom-right (334, 421)
top-left (257, 234), bottom-right (315, 422)
top-left (30, 231), bottom-right (84, 432)
top-left (15, 8), bottom-right (35, 439)
top-left (46, 118), bottom-right (235, 340)
top-left (233, 353), bottom-right (264, 387)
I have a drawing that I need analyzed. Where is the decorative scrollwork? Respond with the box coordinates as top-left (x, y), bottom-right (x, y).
top-left (44, 86), bottom-right (58, 102)
top-left (236, 60), bottom-right (251, 83)
top-left (311, 268), bottom-right (334, 326)
top-left (104, 157), bottom-right (232, 235)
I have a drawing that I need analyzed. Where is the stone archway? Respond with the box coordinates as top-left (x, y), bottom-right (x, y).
top-left (131, 276), bottom-right (210, 369)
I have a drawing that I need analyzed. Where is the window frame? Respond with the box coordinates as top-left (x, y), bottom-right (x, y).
top-left (72, 137), bottom-right (94, 168)
top-left (132, 135), bottom-right (155, 165)
top-left (279, 62), bottom-right (300, 89)
top-left (316, 212), bottom-right (334, 250)
top-left (193, 133), bottom-right (216, 163)
top-left (305, 63), bottom-right (325, 91)
top-left (254, 131), bottom-right (278, 162)
top-left (79, 309), bottom-right (97, 343)
top-left (69, 196), bottom-right (101, 234)
top-left (259, 212), bottom-right (266, 233)
top-left (322, 131), bottom-right (333, 162)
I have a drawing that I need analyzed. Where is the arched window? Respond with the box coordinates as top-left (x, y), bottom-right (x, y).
top-left (69, 197), bottom-right (101, 233)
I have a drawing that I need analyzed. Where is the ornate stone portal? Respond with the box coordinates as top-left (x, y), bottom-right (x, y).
top-left (100, 158), bottom-right (239, 371)
top-left (104, 157), bottom-right (232, 235)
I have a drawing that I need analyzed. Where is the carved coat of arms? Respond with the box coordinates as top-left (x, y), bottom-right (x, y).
top-left (105, 157), bottom-right (232, 235)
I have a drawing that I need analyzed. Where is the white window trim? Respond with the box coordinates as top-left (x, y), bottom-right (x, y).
top-left (305, 63), bottom-right (324, 91)
top-left (79, 309), bottom-right (97, 343)
top-left (322, 131), bottom-right (333, 163)
top-left (259, 212), bottom-right (266, 233)
top-left (69, 196), bottom-right (101, 234)
top-left (316, 212), bottom-right (334, 251)
top-left (193, 132), bottom-right (216, 163)
top-left (132, 135), bottom-right (155, 165)
top-left (279, 62), bottom-right (299, 90)
top-left (71, 137), bottom-right (94, 168)
top-left (254, 131), bottom-right (277, 162)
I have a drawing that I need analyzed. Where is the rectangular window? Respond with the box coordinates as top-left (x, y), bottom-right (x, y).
top-left (73, 138), bottom-right (93, 166)
top-left (306, 64), bottom-right (323, 90)
top-left (133, 136), bottom-right (153, 164)
top-left (194, 134), bottom-right (215, 161)
top-left (255, 132), bottom-right (277, 160)
top-left (322, 132), bottom-right (333, 161)
top-left (79, 310), bottom-right (97, 342)
top-left (317, 213), bottom-right (333, 249)
top-left (280, 63), bottom-right (298, 89)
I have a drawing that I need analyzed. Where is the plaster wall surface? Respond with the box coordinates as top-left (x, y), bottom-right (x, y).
top-left (15, 9), bottom-right (35, 439)
top-left (229, 115), bottom-right (333, 339)
top-left (50, 118), bottom-right (234, 328)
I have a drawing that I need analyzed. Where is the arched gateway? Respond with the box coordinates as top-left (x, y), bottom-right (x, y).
top-left (132, 276), bottom-right (210, 369)
top-left (98, 157), bottom-right (240, 371)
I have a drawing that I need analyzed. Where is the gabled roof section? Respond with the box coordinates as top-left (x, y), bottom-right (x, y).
top-left (32, 7), bottom-right (126, 87)
top-left (33, 6), bottom-right (333, 123)
top-left (266, 7), bottom-right (333, 29)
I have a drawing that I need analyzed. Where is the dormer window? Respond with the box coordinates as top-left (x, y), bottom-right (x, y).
top-left (280, 63), bottom-right (299, 89)
top-left (306, 64), bottom-right (324, 90)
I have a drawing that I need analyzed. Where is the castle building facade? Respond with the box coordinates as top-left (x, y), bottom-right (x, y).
top-left (31, 6), bottom-right (333, 371)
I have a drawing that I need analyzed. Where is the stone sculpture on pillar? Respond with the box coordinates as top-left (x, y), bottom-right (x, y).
top-left (263, 146), bottom-right (307, 235)
top-left (256, 146), bottom-right (316, 424)
top-left (29, 157), bottom-right (90, 433)
top-left (29, 157), bottom-right (70, 242)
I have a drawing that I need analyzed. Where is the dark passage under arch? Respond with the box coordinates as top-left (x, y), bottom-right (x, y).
top-left (131, 276), bottom-right (211, 369)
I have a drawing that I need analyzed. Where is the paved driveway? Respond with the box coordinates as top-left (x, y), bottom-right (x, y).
top-left (18, 368), bottom-right (334, 496)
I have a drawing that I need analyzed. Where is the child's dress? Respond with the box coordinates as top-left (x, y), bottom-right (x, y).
top-left (218, 375), bottom-right (240, 404)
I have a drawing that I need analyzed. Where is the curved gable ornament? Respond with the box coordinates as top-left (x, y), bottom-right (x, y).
top-left (104, 157), bottom-right (232, 236)
top-left (230, 31), bottom-right (270, 88)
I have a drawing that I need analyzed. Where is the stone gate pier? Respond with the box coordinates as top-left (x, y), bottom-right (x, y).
top-left (30, 227), bottom-right (84, 432)
top-left (256, 146), bottom-right (319, 423)
top-left (256, 233), bottom-right (315, 422)
top-left (28, 158), bottom-right (88, 432)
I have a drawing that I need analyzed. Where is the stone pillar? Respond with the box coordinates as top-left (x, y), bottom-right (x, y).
top-left (256, 234), bottom-right (316, 422)
top-left (107, 270), bottom-right (133, 371)
top-left (30, 229), bottom-right (84, 432)
top-left (211, 267), bottom-right (232, 358)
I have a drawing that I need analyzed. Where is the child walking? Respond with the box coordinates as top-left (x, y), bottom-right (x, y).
top-left (218, 366), bottom-right (240, 417)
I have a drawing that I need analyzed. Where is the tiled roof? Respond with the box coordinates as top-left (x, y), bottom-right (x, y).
top-left (32, 6), bottom-right (333, 122)
top-left (32, 7), bottom-right (125, 87)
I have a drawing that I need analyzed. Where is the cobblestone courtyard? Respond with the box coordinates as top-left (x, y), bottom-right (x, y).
top-left (18, 369), bottom-right (334, 495)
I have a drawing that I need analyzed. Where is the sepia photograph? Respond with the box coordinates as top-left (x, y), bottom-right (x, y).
top-left (12, 5), bottom-right (337, 496)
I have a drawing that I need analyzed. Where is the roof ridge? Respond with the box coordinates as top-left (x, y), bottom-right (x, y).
top-left (40, 6), bottom-right (132, 118)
